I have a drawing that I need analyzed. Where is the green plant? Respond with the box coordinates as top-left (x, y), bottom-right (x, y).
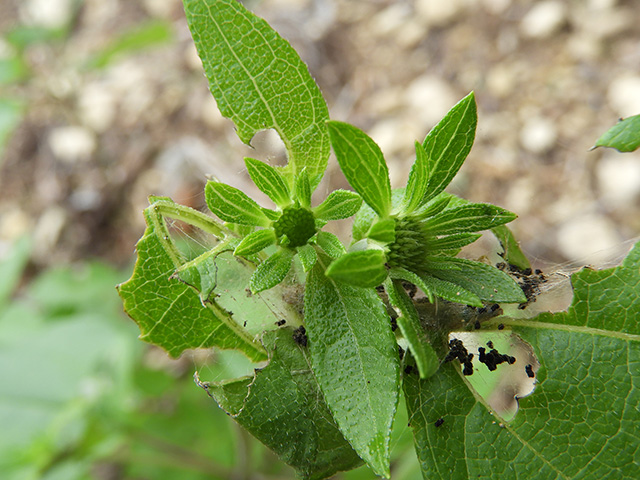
top-left (118, 1), bottom-right (640, 478)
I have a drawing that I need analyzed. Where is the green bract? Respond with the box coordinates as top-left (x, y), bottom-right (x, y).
top-left (205, 169), bottom-right (361, 293)
top-left (327, 93), bottom-right (526, 376)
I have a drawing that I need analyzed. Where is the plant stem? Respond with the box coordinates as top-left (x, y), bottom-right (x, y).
top-left (150, 197), bottom-right (231, 239)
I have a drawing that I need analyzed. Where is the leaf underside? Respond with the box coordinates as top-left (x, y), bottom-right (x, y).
top-left (204, 329), bottom-right (363, 480)
top-left (117, 208), bottom-right (267, 361)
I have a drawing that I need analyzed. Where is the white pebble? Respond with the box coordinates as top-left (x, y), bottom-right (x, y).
top-left (415, 0), bottom-right (466, 27)
top-left (597, 152), bottom-right (640, 208)
top-left (520, 1), bottom-right (567, 39)
top-left (607, 75), bottom-right (640, 118)
top-left (48, 126), bottom-right (96, 164)
top-left (519, 117), bottom-right (557, 154)
top-left (556, 214), bottom-right (622, 264)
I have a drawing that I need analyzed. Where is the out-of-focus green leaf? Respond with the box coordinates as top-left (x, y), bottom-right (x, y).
top-left (183, 0), bottom-right (330, 187)
top-left (0, 98), bottom-right (24, 161)
top-left (0, 57), bottom-right (29, 84)
top-left (202, 329), bottom-right (363, 480)
top-left (0, 236), bottom-right (30, 309)
top-left (405, 240), bottom-right (640, 479)
top-left (86, 20), bottom-right (174, 69)
top-left (306, 253), bottom-right (400, 478)
top-left (593, 115), bottom-right (640, 152)
top-left (117, 206), bottom-right (267, 361)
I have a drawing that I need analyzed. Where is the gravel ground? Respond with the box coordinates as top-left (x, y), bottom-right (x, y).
top-left (1, 0), bottom-right (639, 271)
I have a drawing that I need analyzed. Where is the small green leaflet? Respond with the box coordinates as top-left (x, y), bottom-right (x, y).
top-left (402, 141), bottom-right (430, 214)
top-left (426, 257), bottom-right (526, 303)
top-left (205, 181), bottom-right (271, 227)
top-left (183, 0), bottom-right (330, 187)
top-left (327, 121), bottom-right (392, 218)
top-left (424, 203), bottom-right (517, 236)
top-left (491, 225), bottom-right (531, 271)
top-left (201, 329), bottom-right (363, 480)
top-left (313, 190), bottom-right (362, 221)
top-left (325, 249), bottom-right (388, 288)
top-left (422, 92), bottom-right (477, 204)
top-left (385, 279), bottom-right (439, 378)
top-left (244, 157), bottom-right (291, 207)
top-left (305, 253), bottom-right (400, 478)
top-left (250, 247), bottom-right (294, 293)
top-left (593, 114), bottom-right (640, 152)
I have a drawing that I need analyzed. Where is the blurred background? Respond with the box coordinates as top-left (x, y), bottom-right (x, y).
top-left (1, 0), bottom-right (639, 478)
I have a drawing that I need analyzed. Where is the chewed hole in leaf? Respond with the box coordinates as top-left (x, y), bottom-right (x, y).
top-left (247, 129), bottom-right (287, 166)
top-left (448, 331), bottom-right (539, 422)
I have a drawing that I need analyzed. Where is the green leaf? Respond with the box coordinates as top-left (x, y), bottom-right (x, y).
top-left (298, 244), bottom-right (317, 272)
top-left (422, 92), bottom-right (477, 204)
top-left (593, 114), bottom-right (640, 152)
top-left (427, 257), bottom-right (526, 303)
top-left (0, 98), bottom-right (24, 161)
top-left (234, 228), bottom-right (276, 256)
top-left (184, 0), bottom-right (330, 187)
top-left (314, 231), bottom-right (347, 259)
top-left (202, 329), bottom-right (363, 480)
top-left (402, 141), bottom-right (430, 214)
top-left (426, 233), bottom-right (482, 251)
top-left (386, 279), bottom-right (439, 378)
top-left (295, 168), bottom-right (312, 208)
top-left (313, 190), bottom-right (362, 221)
top-left (0, 236), bottom-right (31, 309)
top-left (325, 249), bottom-right (388, 288)
top-left (414, 192), bottom-right (452, 220)
top-left (117, 207), bottom-right (267, 361)
top-left (250, 247), bottom-right (294, 293)
top-left (405, 241), bottom-right (640, 479)
top-left (327, 121), bottom-right (392, 218)
top-left (389, 268), bottom-right (483, 308)
top-left (491, 225), bottom-right (531, 271)
top-left (424, 203), bottom-right (517, 235)
top-left (367, 219), bottom-right (396, 243)
top-left (306, 254), bottom-right (400, 478)
top-left (244, 157), bottom-right (291, 207)
top-left (205, 181), bottom-right (270, 227)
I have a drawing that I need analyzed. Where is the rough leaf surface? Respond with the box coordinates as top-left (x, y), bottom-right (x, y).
top-left (305, 253), bottom-right (400, 478)
top-left (184, 0), bottom-right (330, 186)
top-left (405, 241), bottom-right (640, 479)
